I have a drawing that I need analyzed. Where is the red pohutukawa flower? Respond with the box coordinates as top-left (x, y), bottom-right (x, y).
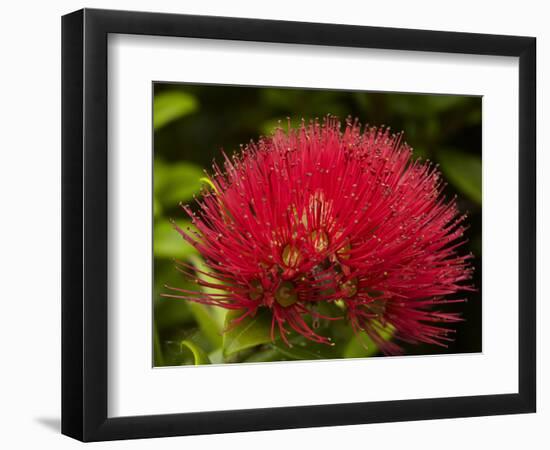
top-left (165, 117), bottom-right (474, 354)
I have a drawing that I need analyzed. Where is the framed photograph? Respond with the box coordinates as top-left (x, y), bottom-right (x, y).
top-left (61, 8), bottom-right (536, 442)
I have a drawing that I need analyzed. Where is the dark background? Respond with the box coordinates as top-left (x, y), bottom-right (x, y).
top-left (153, 83), bottom-right (482, 365)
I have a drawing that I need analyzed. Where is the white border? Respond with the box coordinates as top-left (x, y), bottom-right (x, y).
top-left (108, 34), bottom-right (519, 417)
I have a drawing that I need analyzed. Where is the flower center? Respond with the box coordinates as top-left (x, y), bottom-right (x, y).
top-left (282, 244), bottom-right (302, 268)
top-left (275, 280), bottom-right (298, 307)
top-left (341, 278), bottom-right (358, 298)
top-left (311, 230), bottom-right (329, 252)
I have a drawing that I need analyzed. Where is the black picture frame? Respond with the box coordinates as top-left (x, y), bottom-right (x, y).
top-left (61, 8), bottom-right (536, 442)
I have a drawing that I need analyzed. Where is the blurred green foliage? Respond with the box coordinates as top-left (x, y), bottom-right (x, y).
top-left (153, 84), bottom-right (482, 366)
top-left (438, 148), bottom-right (482, 204)
top-left (153, 91), bottom-right (198, 130)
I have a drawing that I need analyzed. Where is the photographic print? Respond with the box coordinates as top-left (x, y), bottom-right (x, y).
top-left (153, 84), bottom-right (482, 367)
top-left (62, 10), bottom-right (536, 440)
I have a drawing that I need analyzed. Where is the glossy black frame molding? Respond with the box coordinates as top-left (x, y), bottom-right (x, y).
top-left (62, 8), bottom-right (536, 442)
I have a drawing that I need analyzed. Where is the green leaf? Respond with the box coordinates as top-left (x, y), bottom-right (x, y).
top-left (343, 332), bottom-right (381, 358)
top-left (188, 255), bottom-right (227, 327)
top-left (438, 148), bottom-right (482, 204)
top-left (343, 324), bottom-right (394, 359)
top-left (187, 303), bottom-right (223, 348)
top-left (180, 340), bottom-right (211, 365)
top-left (154, 235), bottom-right (223, 349)
top-left (153, 220), bottom-right (197, 259)
top-left (185, 255), bottom-right (225, 348)
top-left (223, 309), bottom-right (273, 356)
top-left (154, 91), bottom-right (198, 130)
top-left (208, 348), bottom-right (224, 364)
top-left (154, 160), bottom-right (204, 206)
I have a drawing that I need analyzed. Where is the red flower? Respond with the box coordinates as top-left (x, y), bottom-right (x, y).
top-left (165, 117), bottom-right (474, 354)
